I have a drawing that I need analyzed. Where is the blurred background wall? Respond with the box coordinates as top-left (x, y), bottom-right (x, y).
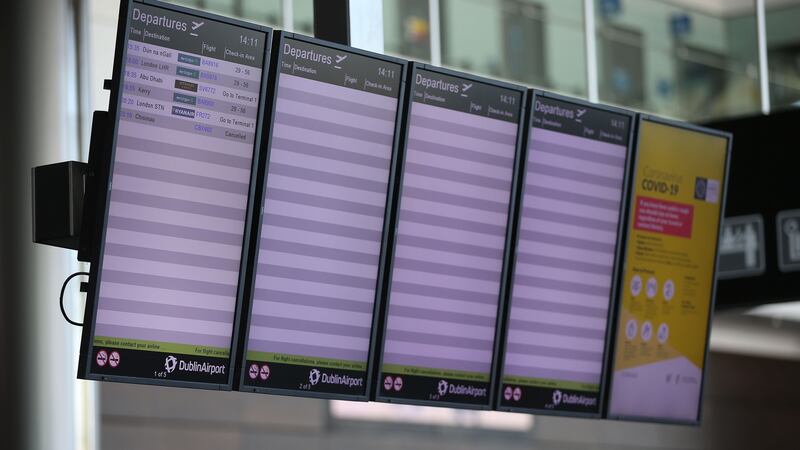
top-left (3, 0), bottom-right (800, 449)
top-left (96, 348), bottom-right (800, 450)
top-left (1, 1), bottom-right (97, 449)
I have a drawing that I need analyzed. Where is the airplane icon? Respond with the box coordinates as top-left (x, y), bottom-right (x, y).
top-left (576, 108), bottom-right (587, 118)
top-left (333, 54), bottom-right (348, 69)
top-left (191, 21), bottom-right (205, 30)
top-left (462, 83), bottom-right (473, 92)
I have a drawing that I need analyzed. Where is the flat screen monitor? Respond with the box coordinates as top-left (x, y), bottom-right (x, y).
top-left (606, 116), bottom-right (731, 424)
top-left (376, 65), bottom-right (525, 408)
top-left (496, 91), bottom-right (634, 416)
top-left (78, 0), bottom-right (270, 389)
top-left (238, 33), bottom-right (406, 399)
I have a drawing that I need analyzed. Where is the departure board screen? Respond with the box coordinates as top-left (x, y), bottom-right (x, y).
top-left (240, 35), bottom-right (404, 398)
top-left (81, 0), bottom-right (269, 387)
top-left (377, 67), bottom-right (524, 407)
top-left (497, 94), bottom-right (632, 415)
top-left (607, 118), bottom-right (730, 424)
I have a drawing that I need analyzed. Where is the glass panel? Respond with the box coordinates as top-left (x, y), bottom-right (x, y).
top-left (441, 0), bottom-right (587, 96)
top-left (169, 0), bottom-right (283, 27)
top-left (242, 0), bottom-right (282, 26)
top-left (595, 0), bottom-right (760, 121)
top-left (383, 0), bottom-right (432, 61)
top-left (766, 0), bottom-right (800, 110)
top-left (205, 0), bottom-right (237, 16)
top-left (294, 0), bottom-right (314, 34)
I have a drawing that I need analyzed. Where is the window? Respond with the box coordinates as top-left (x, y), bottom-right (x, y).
top-left (383, 0), bottom-right (432, 61)
top-left (766, 0), bottom-right (800, 109)
top-left (441, 0), bottom-right (587, 96)
top-left (170, 0), bottom-right (283, 26)
top-left (595, 0), bottom-right (760, 120)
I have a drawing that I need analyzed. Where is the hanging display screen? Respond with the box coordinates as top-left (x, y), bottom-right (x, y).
top-left (497, 93), bottom-right (633, 416)
top-left (607, 117), bottom-right (730, 423)
top-left (376, 65), bottom-right (524, 408)
top-left (239, 34), bottom-right (405, 399)
top-left (79, 0), bottom-right (270, 388)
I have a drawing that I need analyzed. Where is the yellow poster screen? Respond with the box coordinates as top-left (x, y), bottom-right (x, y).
top-left (608, 119), bottom-right (728, 422)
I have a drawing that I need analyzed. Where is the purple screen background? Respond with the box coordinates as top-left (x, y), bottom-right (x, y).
top-left (247, 73), bottom-right (398, 364)
top-left (382, 101), bottom-right (519, 376)
top-left (502, 126), bottom-right (627, 387)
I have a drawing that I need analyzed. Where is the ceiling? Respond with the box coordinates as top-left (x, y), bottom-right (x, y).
top-left (661, 0), bottom-right (800, 17)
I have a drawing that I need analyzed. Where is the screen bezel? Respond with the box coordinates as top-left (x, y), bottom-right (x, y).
top-left (234, 31), bottom-right (409, 401)
top-left (77, 0), bottom-right (273, 391)
top-left (603, 114), bottom-right (732, 425)
top-left (493, 89), bottom-right (637, 418)
top-left (373, 62), bottom-right (528, 410)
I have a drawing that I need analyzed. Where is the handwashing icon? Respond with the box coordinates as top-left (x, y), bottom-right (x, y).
top-left (720, 222), bottom-right (759, 268)
top-left (784, 219), bottom-right (800, 262)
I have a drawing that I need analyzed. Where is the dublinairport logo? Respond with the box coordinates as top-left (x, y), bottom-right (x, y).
top-left (309, 368), bottom-right (321, 386)
top-left (162, 355), bottom-right (225, 376)
top-left (307, 368), bottom-right (363, 388)
top-left (550, 389), bottom-right (597, 409)
top-left (435, 379), bottom-right (487, 399)
top-left (553, 390), bottom-right (563, 406)
top-left (165, 355), bottom-right (178, 374)
top-left (438, 380), bottom-right (449, 396)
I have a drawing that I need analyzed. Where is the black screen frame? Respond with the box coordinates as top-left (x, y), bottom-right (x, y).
top-left (77, 0), bottom-right (273, 391)
top-left (373, 62), bottom-right (528, 410)
top-left (603, 114), bottom-right (733, 425)
top-left (493, 89), bottom-right (636, 418)
top-left (234, 31), bottom-right (409, 401)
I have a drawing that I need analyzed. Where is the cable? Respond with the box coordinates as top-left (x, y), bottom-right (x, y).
top-left (60, 271), bottom-right (89, 327)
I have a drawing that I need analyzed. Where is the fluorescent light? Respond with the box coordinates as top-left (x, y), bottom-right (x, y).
top-left (330, 401), bottom-right (533, 431)
top-left (709, 308), bottom-right (800, 360)
top-left (746, 300), bottom-right (800, 321)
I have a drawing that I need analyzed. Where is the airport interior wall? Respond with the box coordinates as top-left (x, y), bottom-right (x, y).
top-left (2, 1), bottom-right (800, 449)
top-left (99, 351), bottom-right (800, 450)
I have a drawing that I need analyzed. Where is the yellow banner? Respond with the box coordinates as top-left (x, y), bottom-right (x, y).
top-left (613, 120), bottom-right (728, 372)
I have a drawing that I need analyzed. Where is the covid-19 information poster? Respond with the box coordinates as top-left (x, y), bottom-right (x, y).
top-left (607, 118), bottom-right (730, 423)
